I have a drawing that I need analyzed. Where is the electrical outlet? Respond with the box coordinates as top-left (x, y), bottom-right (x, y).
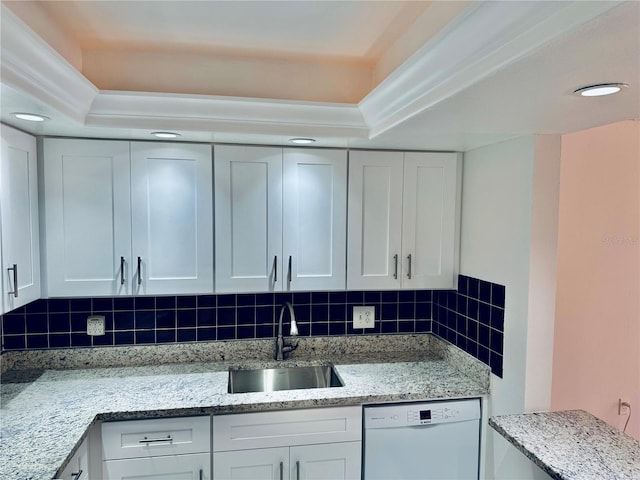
top-left (353, 306), bottom-right (375, 329)
top-left (87, 315), bottom-right (105, 336)
top-left (618, 398), bottom-right (631, 415)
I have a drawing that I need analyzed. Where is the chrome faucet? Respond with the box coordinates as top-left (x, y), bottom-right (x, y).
top-left (275, 302), bottom-right (299, 360)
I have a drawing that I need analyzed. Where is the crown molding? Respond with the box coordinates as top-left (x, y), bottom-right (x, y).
top-left (359, 0), bottom-right (624, 139)
top-left (86, 91), bottom-right (368, 138)
top-left (0, 4), bottom-right (97, 124)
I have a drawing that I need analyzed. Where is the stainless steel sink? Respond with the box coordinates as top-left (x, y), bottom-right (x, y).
top-left (228, 365), bottom-right (344, 394)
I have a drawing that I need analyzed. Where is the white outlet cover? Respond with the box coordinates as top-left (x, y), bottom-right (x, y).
top-left (353, 306), bottom-right (375, 329)
top-left (87, 315), bottom-right (106, 336)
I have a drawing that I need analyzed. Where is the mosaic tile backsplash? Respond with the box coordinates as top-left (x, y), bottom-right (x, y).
top-left (0, 276), bottom-right (505, 377)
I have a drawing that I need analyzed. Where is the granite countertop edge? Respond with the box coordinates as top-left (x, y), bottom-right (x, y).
top-left (488, 415), bottom-right (563, 480)
top-left (489, 410), bottom-right (640, 480)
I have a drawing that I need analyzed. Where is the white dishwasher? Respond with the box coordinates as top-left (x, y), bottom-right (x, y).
top-left (363, 398), bottom-right (481, 480)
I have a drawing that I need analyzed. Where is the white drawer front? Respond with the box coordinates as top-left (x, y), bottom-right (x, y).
top-left (103, 452), bottom-right (210, 479)
top-left (213, 406), bottom-right (362, 452)
top-left (102, 416), bottom-right (210, 460)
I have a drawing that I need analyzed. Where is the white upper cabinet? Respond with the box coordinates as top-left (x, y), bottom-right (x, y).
top-left (43, 139), bottom-right (213, 297)
top-left (130, 142), bottom-right (213, 295)
top-left (215, 145), bottom-right (346, 293)
top-left (0, 125), bottom-right (41, 312)
top-left (283, 148), bottom-right (347, 291)
top-left (43, 139), bottom-right (132, 297)
top-left (214, 145), bottom-right (283, 293)
top-left (347, 151), bottom-right (403, 290)
top-left (347, 150), bottom-right (461, 290)
top-left (402, 152), bottom-right (461, 289)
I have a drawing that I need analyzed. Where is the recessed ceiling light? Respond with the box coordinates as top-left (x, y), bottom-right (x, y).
top-left (151, 131), bottom-right (181, 139)
top-left (573, 83), bottom-right (628, 97)
top-left (12, 112), bottom-right (49, 122)
top-left (289, 138), bottom-right (316, 145)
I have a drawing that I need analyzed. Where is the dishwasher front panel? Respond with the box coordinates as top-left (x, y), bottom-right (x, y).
top-left (363, 399), bottom-right (481, 480)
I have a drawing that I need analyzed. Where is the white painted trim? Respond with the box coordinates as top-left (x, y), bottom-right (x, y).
top-left (0, 1), bottom-right (624, 141)
top-left (359, 0), bottom-right (624, 138)
top-left (0, 4), bottom-right (97, 124)
top-left (86, 91), bottom-right (368, 138)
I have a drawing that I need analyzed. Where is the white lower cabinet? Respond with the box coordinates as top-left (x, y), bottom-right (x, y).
top-left (58, 437), bottom-right (89, 480)
top-left (103, 453), bottom-right (210, 480)
top-left (101, 416), bottom-right (211, 479)
top-left (214, 447), bottom-right (288, 480)
top-left (214, 442), bottom-right (360, 480)
top-left (213, 406), bottom-right (362, 480)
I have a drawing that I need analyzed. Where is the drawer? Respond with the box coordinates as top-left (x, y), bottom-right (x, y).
top-left (103, 452), bottom-right (210, 480)
top-left (213, 406), bottom-right (361, 451)
top-left (102, 416), bottom-right (210, 460)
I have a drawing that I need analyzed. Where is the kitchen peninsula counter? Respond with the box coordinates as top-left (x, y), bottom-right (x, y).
top-left (489, 410), bottom-right (640, 480)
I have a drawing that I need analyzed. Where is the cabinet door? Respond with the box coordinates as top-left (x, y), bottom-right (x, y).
top-left (347, 151), bottom-right (403, 290)
top-left (58, 437), bottom-right (89, 480)
top-left (131, 142), bottom-right (213, 295)
top-left (214, 447), bottom-right (288, 480)
top-left (283, 149), bottom-right (347, 291)
top-left (43, 139), bottom-right (131, 297)
top-left (0, 125), bottom-right (40, 312)
top-left (214, 145), bottom-right (283, 293)
top-left (402, 152), bottom-right (461, 289)
top-left (291, 442), bottom-right (361, 480)
top-left (103, 453), bottom-right (210, 480)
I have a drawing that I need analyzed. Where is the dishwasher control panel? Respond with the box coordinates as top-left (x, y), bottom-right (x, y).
top-left (364, 399), bottom-right (481, 428)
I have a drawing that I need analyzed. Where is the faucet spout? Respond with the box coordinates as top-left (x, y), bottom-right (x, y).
top-left (276, 302), bottom-right (299, 360)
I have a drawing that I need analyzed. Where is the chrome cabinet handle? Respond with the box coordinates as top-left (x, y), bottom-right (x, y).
top-left (279, 461), bottom-right (284, 480)
top-left (393, 254), bottom-right (398, 280)
top-left (296, 460), bottom-right (300, 480)
top-left (137, 256), bottom-right (142, 285)
top-left (274, 255), bottom-right (278, 283)
top-left (8, 264), bottom-right (18, 297)
top-left (120, 256), bottom-right (125, 285)
top-left (407, 254), bottom-right (412, 279)
top-left (70, 470), bottom-right (83, 480)
top-left (287, 256), bottom-right (292, 283)
top-left (199, 468), bottom-right (203, 480)
top-left (139, 434), bottom-right (173, 445)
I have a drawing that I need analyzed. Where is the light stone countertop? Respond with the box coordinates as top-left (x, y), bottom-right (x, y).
top-left (0, 334), bottom-right (489, 480)
top-left (489, 410), bottom-right (640, 480)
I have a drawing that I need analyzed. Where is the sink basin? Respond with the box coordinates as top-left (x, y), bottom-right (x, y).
top-left (228, 365), bottom-right (344, 394)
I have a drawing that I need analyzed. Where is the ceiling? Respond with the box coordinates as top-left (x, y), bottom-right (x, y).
top-left (1, 0), bottom-right (638, 152)
top-left (31, 0), bottom-right (429, 59)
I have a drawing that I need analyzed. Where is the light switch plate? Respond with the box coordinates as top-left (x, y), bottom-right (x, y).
top-left (353, 306), bottom-right (375, 329)
top-left (87, 315), bottom-right (105, 336)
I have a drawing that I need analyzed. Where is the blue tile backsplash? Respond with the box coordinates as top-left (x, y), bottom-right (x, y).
top-left (432, 275), bottom-right (505, 377)
top-left (0, 276), bottom-right (505, 377)
top-left (0, 290), bottom-right (433, 351)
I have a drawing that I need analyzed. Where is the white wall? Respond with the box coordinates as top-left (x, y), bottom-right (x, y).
top-left (461, 135), bottom-right (560, 479)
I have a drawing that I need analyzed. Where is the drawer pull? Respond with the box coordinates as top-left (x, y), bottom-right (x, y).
top-left (70, 470), bottom-right (83, 480)
top-left (139, 434), bottom-right (173, 445)
top-left (199, 468), bottom-right (203, 480)
top-left (296, 460), bottom-right (300, 480)
top-left (279, 461), bottom-right (284, 480)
